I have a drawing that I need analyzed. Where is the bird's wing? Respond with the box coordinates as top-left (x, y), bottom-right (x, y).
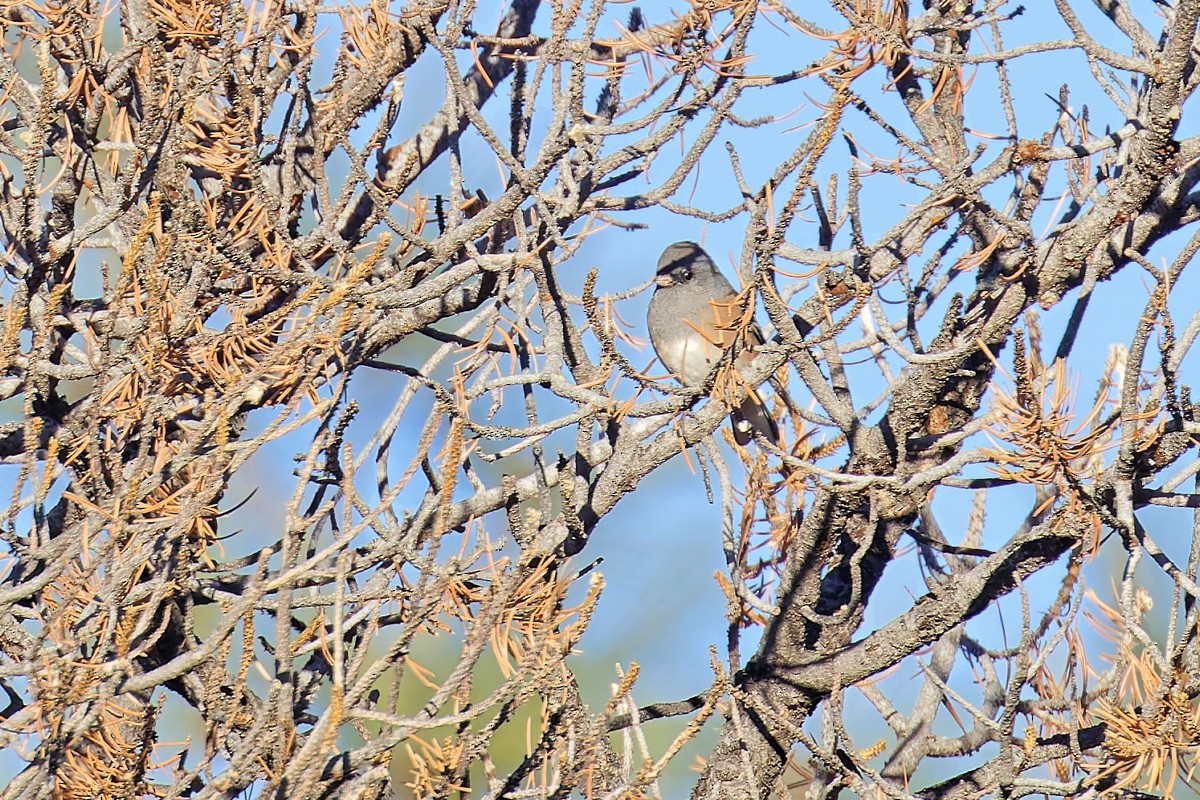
top-left (687, 290), bottom-right (756, 351)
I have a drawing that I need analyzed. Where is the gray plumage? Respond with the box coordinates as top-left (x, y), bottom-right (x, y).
top-left (646, 241), bottom-right (779, 446)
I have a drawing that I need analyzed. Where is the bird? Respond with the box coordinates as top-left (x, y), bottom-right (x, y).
top-left (646, 241), bottom-right (780, 446)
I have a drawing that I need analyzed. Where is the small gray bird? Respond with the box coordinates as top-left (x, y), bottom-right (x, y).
top-left (646, 241), bottom-right (780, 446)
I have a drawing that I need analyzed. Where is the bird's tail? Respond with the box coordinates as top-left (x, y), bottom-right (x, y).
top-left (731, 388), bottom-right (779, 446)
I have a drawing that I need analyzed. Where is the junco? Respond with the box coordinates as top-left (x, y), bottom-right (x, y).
top-left (646, 241), bottom-right (780, 446)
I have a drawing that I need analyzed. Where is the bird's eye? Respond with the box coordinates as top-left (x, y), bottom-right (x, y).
top-left (679, 266), bottom-right (692, 282)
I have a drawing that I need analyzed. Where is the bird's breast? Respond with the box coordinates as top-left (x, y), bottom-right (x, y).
top-left (657, 332), bottom-right (720, 386)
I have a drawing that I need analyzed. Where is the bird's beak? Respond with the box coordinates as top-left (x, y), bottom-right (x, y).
top-left (654, 274), bottom-right (675, 288)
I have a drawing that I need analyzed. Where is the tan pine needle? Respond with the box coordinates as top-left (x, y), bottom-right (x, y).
top-left (794, 0), bottom-right (910, 84)
top-left (1076, 588), bottom-right (1200, 796)
top-left (146, 0), bottom-right (223, 44)
top-left (982, 334), bottom-right (1120, 550)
